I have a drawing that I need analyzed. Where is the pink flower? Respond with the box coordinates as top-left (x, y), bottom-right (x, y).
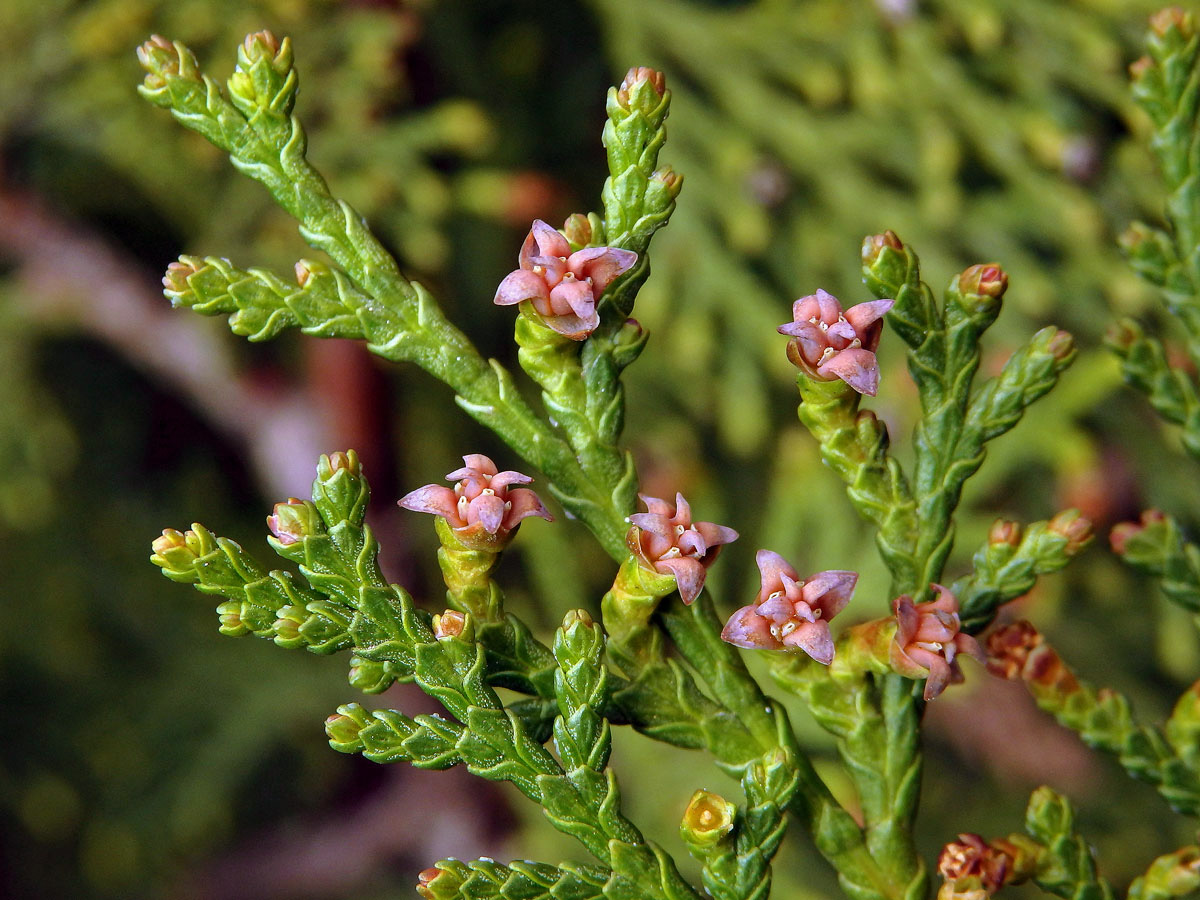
top-left (889, 585), bottom-right (984, 700)
top-left (398, 454), bottom-right (551, 548)
top-left (720, 550), bottom-right (857, 664)
top-left (627, 493), bottom-right (738, 605)
top-left (494, 220), bottom-right (638, 340)
top-left (778, 288), bottom-right (893, 395)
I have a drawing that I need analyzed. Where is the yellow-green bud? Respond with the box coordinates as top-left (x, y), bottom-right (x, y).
top-left (680, 789), bottom-right (736, 848)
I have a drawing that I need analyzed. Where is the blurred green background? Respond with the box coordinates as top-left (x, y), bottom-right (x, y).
top-left (3, 0), bottom-right (1200, 897)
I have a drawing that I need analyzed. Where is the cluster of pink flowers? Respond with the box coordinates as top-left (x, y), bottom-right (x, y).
top-left (494, 220), bottom-right (637, 340)
top-left (720, 550), bottom-right (856, 665)
top-left (778, 289), bottom-right (893, 396)
top-left (398, 454), bottom-right (551, 548)
top-left (627, 493), bottom-right (738, 605)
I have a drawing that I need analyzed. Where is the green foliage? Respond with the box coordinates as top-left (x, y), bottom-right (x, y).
top-left (1022, 787), bottom-right (1115, 900)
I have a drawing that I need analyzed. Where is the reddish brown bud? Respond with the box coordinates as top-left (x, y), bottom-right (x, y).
top-left (1047, 510), bottom-right (1092, 555)
top-left (432, 610), bottom-right (469, 640)
top-left (163, 258), bottom-right (200, 294)
top-left (617, 66), bottom-right (666, 107)
top-left (862, 230), bottom-right (904, 267)
top-left (416, 866), bottom-right (444, 899)
top-left (988, 519), bottom-right (1021, 548)
top-left (938, 833), bottom-right (1014, 893)
top-left (1150, 7), bottom-right (1193, 38)
top-left (959, 264), bottom-right (1008, 299)
top-left (1129, 55), bottom-right (1154, 80)
top-left (1110, 508), bottom-right (1166, 555)
top-left (984, 620), bottom-right (1043, 680)
top-left (1046, 329), bottom-right (1074, 361)
top-left (294, 260), bottom-right (313, 287)
top-left (242, 30), bottom-right (281, 61)
top-left (327, 450), bottom-right (360, 476)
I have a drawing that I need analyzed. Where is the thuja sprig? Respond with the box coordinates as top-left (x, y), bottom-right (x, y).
top-left (952, 513), bottom-right (1094, 633)
top-left (934, 789), bottom-right (1112, 900)
top-left (138, 33), bottom-right (663, 559)
top-left (1127, 846), bottom-right (1200, 900)
top-left (861, 233), bottom-right (1075, 599)
top-left (1113, 509), bottom-right (1200, 615)
top-left (415, 858), bottom-right (609, 900)
top-left (987, 621), bottom-right (1200, 815)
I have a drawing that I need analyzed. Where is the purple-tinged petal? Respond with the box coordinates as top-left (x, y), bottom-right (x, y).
top-left (844, 299), bottom-right (894, 333)
top-left (399, 485), bottom-right (460, 521)
top-left (505, 488), bottom-right (553, 525)
top-left (783, 620), bottom-right (835, 665)
top-left (677, 528), bottom-right (709, 558)
top-left (521, 220), bottom-right (570, 267)
top-left (543, 310), bottom-right (599, 341)
top-left (826, 319), bottom-right (857, 345)
top-left (628, 512), bottom-right (675, 536)
top-left (814, 289), bottom-right (842, 322)
top-left (471, 493), bottom-right (507, 534)
top-left (778, 321), bottom-right (827, 364)
top-left (462, 454), bottom-right (497, 475)
top-left (922, 656), bottom-right (952, 701)
top-left (489, 470), bottom-right (533, 492)
top-left (694, 521), bottom-right (739, 550)
top-left (548, 279), bottom-right (596, 319)
top-left (721, 606), bottom-right (781, 649)
top-left (568, 246), bottom-right (638, 294)
top-left (756, 549), bottom-right (798, 596)
top-left (791, 293), bottom-right (821, 323)
top-left (673, 493), bottom-right (692, 526)
top-left (802, 570), bottom-right (857, 620)
top-left (817, 348), bottom-right (881, 396)
top-left (956, 633), bottom-right (986, 664)
top-left (756, 594), bottom-right (794, 624)
top-left (638, 494), bottom-right (674, 516)
top-left (656, 556), bottom-right (707, 605)
top-left (495, 269), bottom-right (549, 307)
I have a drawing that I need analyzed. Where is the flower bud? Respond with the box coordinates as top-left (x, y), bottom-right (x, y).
top-left (432, 609), bottom-right (471, 640)
top-left (563, 213), bottom-right (592, 247)
top-left (348, 656), bottom-right (394, 693)
top-left (137, 35), bottom-right (200, 90)
top-left (267, 498), bottom-right (321, 546)
top-left (988, 519), bottom-right (1021, 548)
top-left (242, 30), bottom-right (281, 65)
top-left (611, 318), bottom-right (649, 370)
top-left (616, 66), bottom-right (667, 109)
top-left (1046, 509), bottom-right (1092, 555)
top-left (862, 230), bottom-right (904, 268)
top-left (325, 704), bottom-right (370, 750)
top-left (680, 789), bottom-right (736, 848)
top-left (562, 609), bottom-right (595, 630)
top-left (984, 620), bottom-right (1042, 680)
top-left (1129, 55), bottom-right (1154, 80)
top-left (314, 450), bottom-right (368, 527)
top-left (272, 605), bottom-right (307, 647)
top-left (1104, 320), bottom-right (1139, 353)
top-left (416, 866), bottom-right (447, 900)
top-left (650, 165), bottom-right (683, 196)
top-left (1045, 328), bottom-right (1074, 362)
top-left (216, 601), bottom-right (247, 635)
top-left (958, 264), bottom-right (1008, 299)
top-left (1150, 7), bottom-right (1193, 39)
top-left (151, 527), bottom-right (205, 573)
top-left (162, 258), bottom-right (200, 296)
top-left (1119, 222), bottom-right (1174, 285)
top-left (326, 450), bottom-right (360, 476)
top-left (1110, 508), bottom-right (1166, 555)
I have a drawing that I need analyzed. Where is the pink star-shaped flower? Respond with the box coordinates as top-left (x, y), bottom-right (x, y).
top-left (889, 585), bottom-right (984, 700)
top-left (494, 220), bottom-right (637, 340)
top-left (626, 493), bottom-right (738, 605)
top-left (720, 550), bottom-right (857, 664)
top-left (778, 288), bottom-right (893, 395)
top-left (398, 454), bottom-right (551, 549)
